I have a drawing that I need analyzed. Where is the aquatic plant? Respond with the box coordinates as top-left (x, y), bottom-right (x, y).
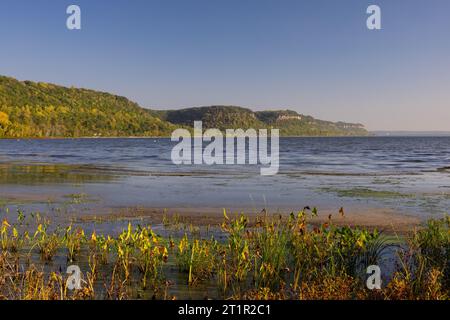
top-left (413, 216), bottom-right (449, 285)
top-left (32, 223), bottom-right (60, 261)
top-left (64, 225), bottom-right (86, 262)
top-left (1, 219), bottom-right (27, 252)
top-left (252, 215), bottom-right (290, 290)
top-left (134, 226), bottom-right (168, 288)
top-left (0, 210), bottom-right (447, 300)
top-left (115, 223), bottom-right (136, 280)
top-left (220, 211), bottom-right (252, 291)
top-left (385, 216), bottom-right (449, 300)
top-left (176, 233), bottom-right (217, 285)
top-left (90, 232), bottom-right (114, 264)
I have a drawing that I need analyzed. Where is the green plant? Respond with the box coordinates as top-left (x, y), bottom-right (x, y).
top-left (176, 234), bottom-right (216, 285)
top-left (134, 226), bottom-right (168, 288)
top-left (32, 223), bottom-right (60, 261)
top-left (63, 225), bottom-right (86, 262)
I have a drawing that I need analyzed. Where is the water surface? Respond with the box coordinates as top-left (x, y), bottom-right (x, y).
top-left (0, 137), bottom-right (449, 222)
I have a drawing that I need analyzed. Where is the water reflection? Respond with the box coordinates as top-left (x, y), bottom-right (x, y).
top-left (0, 162), bottom-right (119, 185)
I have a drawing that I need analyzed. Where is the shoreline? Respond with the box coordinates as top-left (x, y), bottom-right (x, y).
top-left (0, 134), bottom-right (375, 140)
top-left (4, 135), bottom-right (450, 141)
top-left (73, 206), bottom-right (423, 235)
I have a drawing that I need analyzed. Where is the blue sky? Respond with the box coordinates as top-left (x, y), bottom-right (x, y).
top-left (0, 0), bottom-right (449, 130)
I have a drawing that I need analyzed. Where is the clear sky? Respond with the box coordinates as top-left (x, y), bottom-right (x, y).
top-left (0, 0), bottom-right (449, 131)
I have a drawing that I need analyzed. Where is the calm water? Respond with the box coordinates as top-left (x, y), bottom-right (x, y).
top-left (0, 137), bottom-right (449, 221)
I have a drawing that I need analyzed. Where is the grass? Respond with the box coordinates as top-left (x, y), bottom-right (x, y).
top-left (0, 209), bottom-right (448, 300)
top-left (386, 216), bottom-right (450, 299)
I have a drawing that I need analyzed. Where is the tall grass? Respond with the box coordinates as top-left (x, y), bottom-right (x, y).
top-left (0, 211), bottom-right (447, 300)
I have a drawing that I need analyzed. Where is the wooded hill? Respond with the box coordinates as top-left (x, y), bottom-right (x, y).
top-left (0, 76), bottom-right (368, 138)
top-left (153, 107), bottom-right (368, 136)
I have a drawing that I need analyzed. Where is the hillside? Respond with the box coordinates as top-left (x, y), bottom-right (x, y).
top-left (0, 76), bottom-right (369, 138)
top-left (0, 76), bottom-right (176, 138)
top-left (256, 110), bottom-right (368, 136)
top-left (152, 106), bottom-right (264, 131)
top-left (154, 107), bottom-right (369, 136)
